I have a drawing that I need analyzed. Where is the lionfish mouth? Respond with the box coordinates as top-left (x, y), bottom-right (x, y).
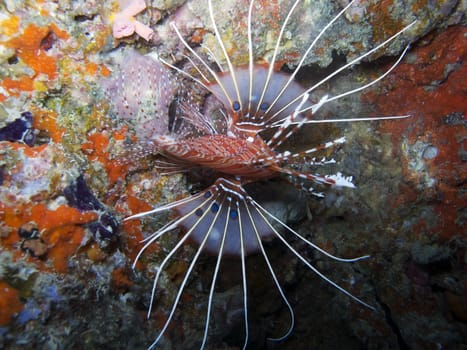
top-left (111, 0), bottom-right (417, 348)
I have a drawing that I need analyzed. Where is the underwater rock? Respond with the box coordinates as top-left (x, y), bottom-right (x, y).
top-left (17, 222), bottom-right (39, 239)
top-left (20, 238), bottom-right (48, 258)
top-left (0, 281), bottom-right (23, 327)
top-left (0, 111), bottom-right (35, 146)
top-left (154, 0), bottom-right (465, 68)
top-left (64, 175), bottom-right (119, 243)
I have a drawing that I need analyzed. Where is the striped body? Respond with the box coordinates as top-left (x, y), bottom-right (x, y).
top-left (160, 134), bottom-right (278, 178)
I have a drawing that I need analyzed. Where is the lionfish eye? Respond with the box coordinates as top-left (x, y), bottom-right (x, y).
top-left (232, 101), bottom-right (241, 111)
top-left (259, 102), bottom-right (269, 111)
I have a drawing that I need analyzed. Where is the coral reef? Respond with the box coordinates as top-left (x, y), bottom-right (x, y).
top-left (0, 0), bottom-right (465, 349)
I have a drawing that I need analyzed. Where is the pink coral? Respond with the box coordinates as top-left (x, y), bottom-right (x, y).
top-left (112, 0), bottom-right (154, 41)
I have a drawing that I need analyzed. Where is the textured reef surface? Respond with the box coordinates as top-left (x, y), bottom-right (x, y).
top-left (0, 0), bottom-right (465, 349)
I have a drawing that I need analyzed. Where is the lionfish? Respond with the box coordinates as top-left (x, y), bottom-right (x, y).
top-left (112, 0), bottom-right (416, 348)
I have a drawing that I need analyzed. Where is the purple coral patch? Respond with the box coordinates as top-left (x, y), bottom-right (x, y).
top-left (0, 112), bottom-right (35, 146)
top-left (64, 175), bottom-right (118, 242)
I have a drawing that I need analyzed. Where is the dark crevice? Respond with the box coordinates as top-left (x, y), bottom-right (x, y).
top-left (7, 55), bottom-right (18, 64)
top-left (40, 30), bottom-right (57, 51)
top-left (73, 14), bottom-right (97, 22)
top-left (375, 292), bottom-right (411, 350)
